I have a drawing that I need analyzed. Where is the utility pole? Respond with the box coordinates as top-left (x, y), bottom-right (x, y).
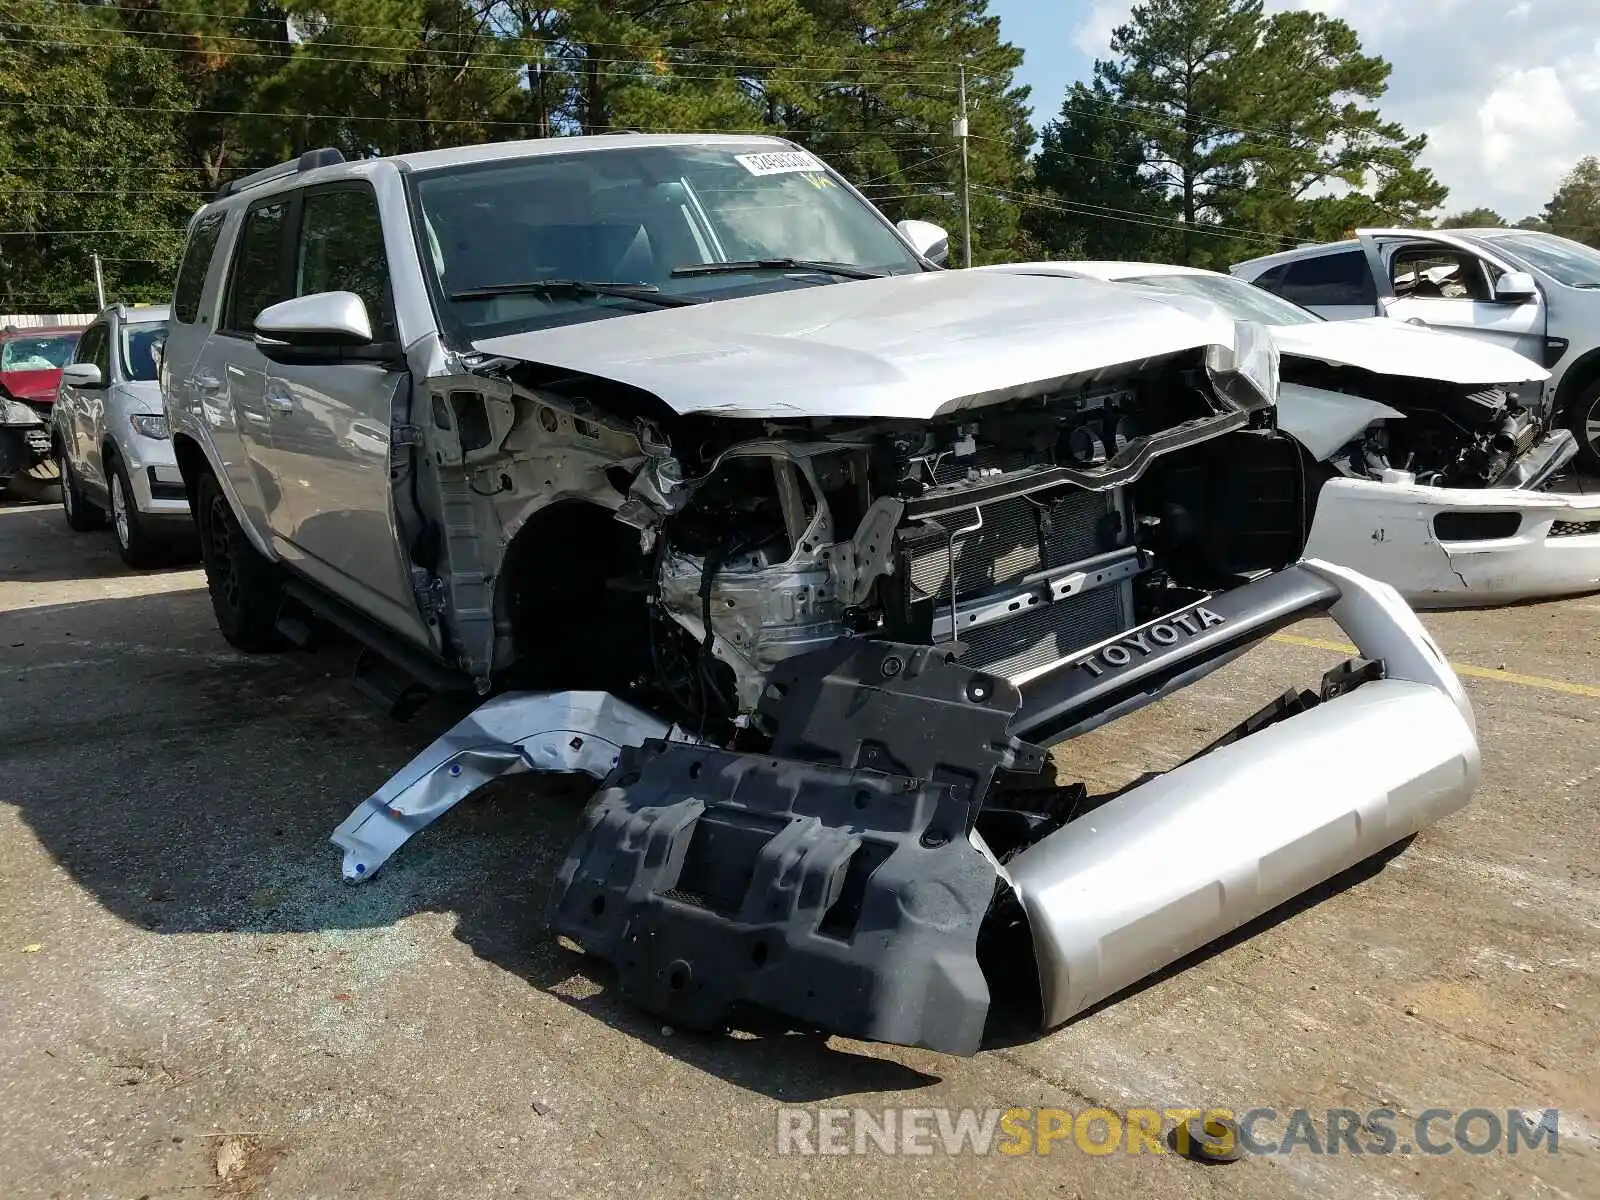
top-left (956, 65), bottom-right (972, 267)
top-left (92, 252), bottom-right (106, 309)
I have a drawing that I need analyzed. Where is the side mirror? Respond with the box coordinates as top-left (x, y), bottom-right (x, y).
top-left (61, 362), bottom-right (104, 388)
top-left (254, 291), bottom-right (374, 353)
top-left (896, 219), bottom-right (950, 266)
top-left (1495, 271), bottom-right (1538, 303)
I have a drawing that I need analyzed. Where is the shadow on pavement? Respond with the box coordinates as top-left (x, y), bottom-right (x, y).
top-left (0, 500), bottom-right (199, 583)
top-left (4, 585), bottom-right (940, 1100)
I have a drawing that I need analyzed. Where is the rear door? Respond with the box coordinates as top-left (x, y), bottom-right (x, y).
top-left (211, 195), bottom-right (297, 543)
top-left (266, 183), bottom-right (428, 647)
top-left (1360, 232), bottom-right (1547, 363)
top-left (167, 207), bottom-right (279, 539)
top-left (59, 322), bottom-right (108, 489)
top-left (1265, 249), bottom-right (1380, 320)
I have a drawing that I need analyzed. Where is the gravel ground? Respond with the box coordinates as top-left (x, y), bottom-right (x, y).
top-left (2, 496), bottom-right (1597, 1200)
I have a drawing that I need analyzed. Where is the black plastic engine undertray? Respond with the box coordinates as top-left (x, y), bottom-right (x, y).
top-left (547, 642), bottom-right (1046, 1055)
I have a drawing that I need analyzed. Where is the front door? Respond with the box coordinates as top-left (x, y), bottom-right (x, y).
top-left (59, 322), bottom-right (110, 490)
top-left (267, 184), bottom-right (428, 648)
top-left (1366, 235), bottom-right (1547, 364)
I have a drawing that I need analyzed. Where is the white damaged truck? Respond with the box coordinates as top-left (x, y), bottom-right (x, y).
top-left (162, 135), bottom-right (1480, 1054)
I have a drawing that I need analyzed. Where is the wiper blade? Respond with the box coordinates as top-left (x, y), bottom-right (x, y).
top-left (447, 279), bottom-right (701, 306)
top-left (670, 258), bottom-right (885, 281)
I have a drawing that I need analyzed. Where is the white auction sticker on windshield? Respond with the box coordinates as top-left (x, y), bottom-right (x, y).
top-left (735, 150), bottom-right (827, 176)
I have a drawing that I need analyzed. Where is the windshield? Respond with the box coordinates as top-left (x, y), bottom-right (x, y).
top-left (1485, 231), bottom-right (1600, 289)
top-left (1119, 271), bottom-right (1322, 325)
top-left (410, 143), bottom-right (925, 338)
top-left (1, 332), bottom-right (79, 371)
top-left (119, 321), bottom-right (168, 382)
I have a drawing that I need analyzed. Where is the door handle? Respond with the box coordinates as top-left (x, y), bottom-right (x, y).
top-left (192, 373), bottom-right (222, 393)
top-left (265, 383), bottom-right (295, 414)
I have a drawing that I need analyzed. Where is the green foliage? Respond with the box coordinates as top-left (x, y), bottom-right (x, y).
top-left (1439, 207), bottom-right (1506, 229)
top-left (0, 1), bottom-right (195, 310)
top-left (0, 0), bottom-right (1033, 304)
top-left (1541, 156), bottom-right (1600, 249)
top-left (1025, 81), bottom-right (1178, 262)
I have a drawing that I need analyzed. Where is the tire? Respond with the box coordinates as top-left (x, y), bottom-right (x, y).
top-left (58, 445), bottom-right (105, 531)
top-left (5, 457), bottom-right (61, 503)
top-left (107, 452), bottom-right (166, 568)
top-left (1568, 377), bottom-right (1600, 473)
top-left (196, 470), bottom-right (284, 651)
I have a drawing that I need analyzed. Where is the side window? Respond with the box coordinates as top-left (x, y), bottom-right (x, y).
top-left (295, 188), bottom-right (396, 341)
top-left (172, 210), bottom-right (226, 325)
top-left (1277, 251), bottom-right (1374, 307)
top-left (222, 200), bottom-right (292, 336)
top-left (72, 324), bottom-right (108, 376)
top-left (1389, 247), bottom-right (1494, 302)
top-left (1252, 264), bottom-right (1288, 292)
top-left (89, 324), bottom-right (111, 378)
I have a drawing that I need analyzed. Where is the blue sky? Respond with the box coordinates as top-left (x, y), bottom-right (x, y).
top-left (987, 0), bottom-right (1089, 137)
top-left (986, 0), bottom-right (1600, 219)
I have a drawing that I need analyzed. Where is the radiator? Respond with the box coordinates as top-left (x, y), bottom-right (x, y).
top-left (958, 577), bottom-right (1132, 680)
top-left (907, 487), bottom-right (1117, 601)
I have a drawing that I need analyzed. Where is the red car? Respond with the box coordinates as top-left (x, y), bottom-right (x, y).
top-left (0, 325), bottom-right (83, 499)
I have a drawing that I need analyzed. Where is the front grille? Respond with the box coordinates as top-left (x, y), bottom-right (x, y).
top-left (957, 580), bottom-right (1130, 680)
top-left (1551, 518), bottom-right (1600, 538)
top-left (907, 487), bottom-right (1115, 601)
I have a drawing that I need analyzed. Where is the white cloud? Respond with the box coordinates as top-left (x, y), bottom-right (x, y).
top-left (1073, 1), bottom-right (1132, 58)
top-left (1066, 0), bottom-right (1600, 219)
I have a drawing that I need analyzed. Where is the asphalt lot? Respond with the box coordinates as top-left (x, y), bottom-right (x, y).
top-left (2, 495), bottom-right (1597, 1199)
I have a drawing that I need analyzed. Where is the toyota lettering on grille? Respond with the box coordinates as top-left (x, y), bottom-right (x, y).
top-left (1076, 605), bottom-right (1226, 677)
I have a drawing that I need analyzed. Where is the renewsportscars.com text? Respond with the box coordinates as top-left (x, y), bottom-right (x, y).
top-left (774, 1106), bottom-right (1562, 1157)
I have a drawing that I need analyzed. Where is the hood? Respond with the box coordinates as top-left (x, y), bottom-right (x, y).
top-left (1278, 381), bottom-right (1405, 461)
top-left (1270, 319), bottom-right (1548, 386)
top-left (0, 367), bottom-right (62, 403)
top-left (472, 270), bottom-right (1248, 420)
top-left (121, 379), bottom-right (163, 409)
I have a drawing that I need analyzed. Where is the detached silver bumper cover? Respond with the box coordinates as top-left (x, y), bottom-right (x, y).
top-left (331, 560), bottom-right (1477, 1054)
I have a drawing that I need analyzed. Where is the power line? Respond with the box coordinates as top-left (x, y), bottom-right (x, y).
top-left (1, 188), bottom-right (206, 197)
top-left (979, 186), bottom-right (1295, 250)
top-left (35, 6), bottom-right (1005, 81)
top-left (0, 99), bottom-right (959, 142)
top-left (2, 30), bottom-right (967, 89)
top-left (0, 228), bottom-right (187, 236)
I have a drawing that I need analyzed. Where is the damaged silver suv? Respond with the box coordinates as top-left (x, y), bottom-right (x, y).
top-left (163, 134), bottom-right (1480, 1054)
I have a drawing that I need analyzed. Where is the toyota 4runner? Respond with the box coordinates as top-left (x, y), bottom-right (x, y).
top-left (163, 135), bottom-right (1479, 1054)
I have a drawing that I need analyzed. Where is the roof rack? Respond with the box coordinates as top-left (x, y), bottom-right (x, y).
top-left (214, 147), bottom-right (347, 202)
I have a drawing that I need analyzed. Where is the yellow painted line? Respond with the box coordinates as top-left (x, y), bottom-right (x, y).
top-left (1271, 633), bottom-right (1600, 700)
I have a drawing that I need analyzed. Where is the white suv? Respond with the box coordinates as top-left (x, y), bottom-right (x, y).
top-left (1234, 228), bottom-right (1600, 468)
top-left (158, 134), bottom-right (1478, 1055)
top-left (53, 304), bottom-right (192, 566)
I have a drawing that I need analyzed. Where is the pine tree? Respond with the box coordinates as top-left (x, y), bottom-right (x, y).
top-left (1088, 0), bottom-right (1447, 265)
top-left (1026, 81), bottom-right (1179, 262)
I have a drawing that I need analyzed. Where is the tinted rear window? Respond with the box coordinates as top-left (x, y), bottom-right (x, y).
top-left (1276, 251), bottom-right (1373, 307)
top-left (172, 211), bottom-right (225, 325)
top-left (222, 200), bottom-right (292, 335)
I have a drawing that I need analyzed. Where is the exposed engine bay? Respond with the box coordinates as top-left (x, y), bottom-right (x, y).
top-left (453, 345), bottom-right (1307, 741)
top-left (1282, 358), bottom-right (1569, 490)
